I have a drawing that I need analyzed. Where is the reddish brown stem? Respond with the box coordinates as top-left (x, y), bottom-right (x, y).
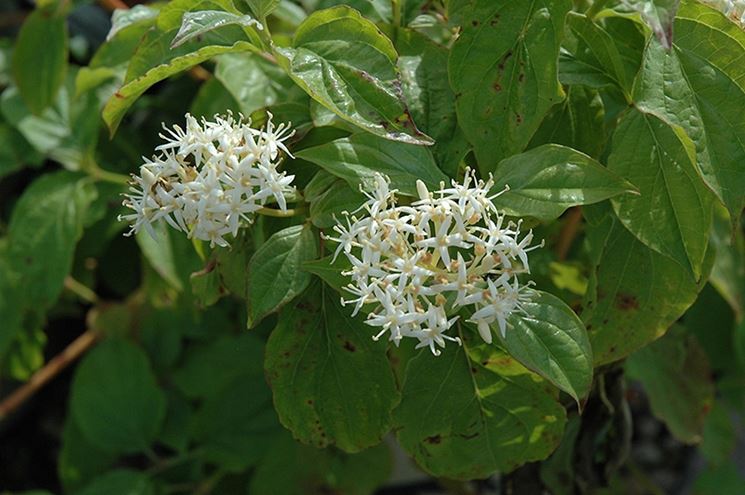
top-left (556, 206), bottom-right (583, 261)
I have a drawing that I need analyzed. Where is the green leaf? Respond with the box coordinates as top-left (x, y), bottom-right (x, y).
top-left (295, 133), bottom-right (447, 197)
top-left (694, 462), bottom-right (745, 495)
top-left (136, 222), bottom-right (185, 291)
top-left (700, 401), bottom-right (736, 466)
top-left (172, 333), bottom-right (264, 399)
top-left (633, 0), bottom-right (745, 224)
top-left (76, 469), bottom-right (155, 495)
top-left (625, 0), bottom-right (679, 49)
top-left (394, 326), bottom-right (565, 478)
top-left (626, 325), bottom-right (714, 443)
top-left (709, 205), bottom-right (745, 321)
top-left (582, 207), bottom-right (713, 365)
top-left (193, 373), bottom-right (280, 471)
top-left (247, 224), bottom-right (318, 327)
top-left (274, 6), bottom-right (432, 145)
top-left (214, 52), bottom-right (297, 119)
top-left (171, 10), bottom-right (262, 48)
top-left (500, 291), bottom-right (593, 402)
top-left (250, 429), bottom-right (391, 495)
top-left (491, 144), bottom-right (636, 221)
top-left (12, 10), bottom-right (67, 113)
top-left (265, 282), bottom-right (399, 452)
top-left (396, 29), bottom-right (469, 176)
top-left (301, 255), bottom-right (352, 296)
top-left (103, 23), bottom-right (257, 134)
top-left (70, 339), bottom-right (166, 454)
top-left (608, 109), bottom-right (713, 279)
top-left (6, 171), bottom-right (96, 307)
top-left (448, 0), bottom-right (570, 171)
top-left (244, 0), bottom-right (281, 19)
top-left (564, 13), bottom-right (637, 97)
top-left (309, 179), bottom-right (366, 229)
top-left (529, 85), bottom-right (606, 159)
top-left (58, 418), bottom-right (116, 494)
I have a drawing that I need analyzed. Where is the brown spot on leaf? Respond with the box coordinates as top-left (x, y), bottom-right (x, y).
top-left (615, 293), bottom-right (638, 310)
top-left (343, 341), bottom-right (356, 352)
top-left (425, 435), bottom-right (441, 444)
top-left (493, 82), bottom-right (502, 92)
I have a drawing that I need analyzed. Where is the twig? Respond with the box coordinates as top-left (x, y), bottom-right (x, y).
top-left (98, 0), bottom-right (129, 11)
top-left (0, 330), bottom-right (99, 420)
top-left (64, 276), bottom-right (100, 304)
top-left (555, 206), bottom-right (583, 261)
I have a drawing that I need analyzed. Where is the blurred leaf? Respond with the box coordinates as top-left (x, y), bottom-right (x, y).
top-left (700, 400), bottom-right (736, 466)
top-left (76, 469), bottom-right (155, 495)
top-left (500, 291), bottom-right (593, 403)
top-left (136, 223), bottom-right (185, 291)
top-left (172, 333), bottom-right (263, 399)
top-left (394, 326), bottom-right (566, 479)
top-left (296, 133), bottom-right (446, 197)
top-left (249, 429), bottom-right (391, 495)
top-left (247, 224), bottom-right (318, 327)
top-left (5, 327), bottom-right (45, 381)
top-left (12, 10), bottom-right (68, 114)
top-left (70, 339), bottom-right (166, 455)
top-left (265, 282), bottom-right (399, 452)
top-left (608, 109), bottom-right (713, 279)
top-left (693, 461), bottom-right (745, 495)
top-left (626, 325), bottom-right (714, 443)
top-left (491, 144), bottom-right (636, 221)
top-left (274, 6), bottom-right (433, 145)
top-left (58, 418), bottom-right (115, 494)
top-left (448, 0), bottom-right (570, 171)
top-left (244, 0), bottom-right (281, 19)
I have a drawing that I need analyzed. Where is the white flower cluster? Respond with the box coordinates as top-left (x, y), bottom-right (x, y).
top-left (119, 113), bottom-right (296, 247)
top-left (704, 0), bottom-right (745, 23)
top-left (326, 171), bottom-right (540, 356)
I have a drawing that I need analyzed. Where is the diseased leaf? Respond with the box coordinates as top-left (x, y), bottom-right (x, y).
top-left (265, 282), bottom-right (399, 452)
top-left (296, 133), bottom-right (447, 197)
top-left (394, 326), bottom-right (565, 479)
top-left (247, 224), bottom-right (318, 327)
top-left (501, 291), bottom-right (593, 402)
top-left (634, 0), bottom-right (745, 224)
top-left (70, 339), bottom-right (166, 454)
top-left (626, 325), bottom-right (714, 443)
top-left (582, 206), bottom-right (713, 365)
top-left (448, 0), bottom-right (570, 171)
top-left (608, 109), bottom-right (713, 279)
top-left (491, 144), bottom-right (636, 221)
top-left (274, 6), bottom-right (432, 145)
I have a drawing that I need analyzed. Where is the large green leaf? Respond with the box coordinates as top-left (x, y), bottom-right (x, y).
top-left (295, 133), bottom-right (447, 197)
top-left (501, 291), bottom-right (593, 403)
top-left (491, 144), bottom-right (636, 221)
top-left (103, 23), bottom-right (258, 134)
top-left (70, 339), bottom-right (166, 454)
top-left (608, 109), bottom-right (713, 279)
top-left (626, 325), bottom-right (714, 443)
top-left (170, 10), bottom-right (262, 48)
top-left (58, 418), bottom-right (116, 494)
top-left (448, 0), bottom-right (570, 171)
top-left (247, 224), bottom-right (318, 327)
top-left (394, 326), bottom-right (565, 479)
top-left (308, 179), bottom-right (365, 229)
top-left (265, 282), bottom-right (399, 453)
top-left (12, 9), bottom-right (67, 114)
top-left (274, 6), bottom-right (432, 145)
top-left (633, 0), bottom-right (745, 224)
top-left (582, 207), bottom-right (713, 365)
top-left (396, 29), bottom-right (469, 177)
top-left (249, 429), bottom-right (391, 495)
top-left (76, 469), bottom-right (154, 495)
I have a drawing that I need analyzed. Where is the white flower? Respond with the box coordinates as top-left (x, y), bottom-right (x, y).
top-left (326, 170), bottom-right (541, 355)
top-left (119, 112), bottom-right (296, 247)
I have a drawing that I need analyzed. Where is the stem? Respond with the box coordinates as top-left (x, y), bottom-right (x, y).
top-left (586, 0), bottom-right (612, 19)
top-left (555, 206), bottom-right (583, 261)
top-left (391, 0), bottom-right (402, 38)
top-left (98, 0), bottom-right (128, 10)
top-left (64, 276), bottom-right (100, 304)
top-left (257, 206), bottom-right (303, 218)
top-left (91, 166), bottom-right (130, 186)
top-left (0, 330), bottom-right (99, 420)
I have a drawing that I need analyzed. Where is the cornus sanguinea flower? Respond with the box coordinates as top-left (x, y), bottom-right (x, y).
top-left (325, 171), bottom-right (541, 356)
top-left (119, 113), bottom-right (295, 247)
